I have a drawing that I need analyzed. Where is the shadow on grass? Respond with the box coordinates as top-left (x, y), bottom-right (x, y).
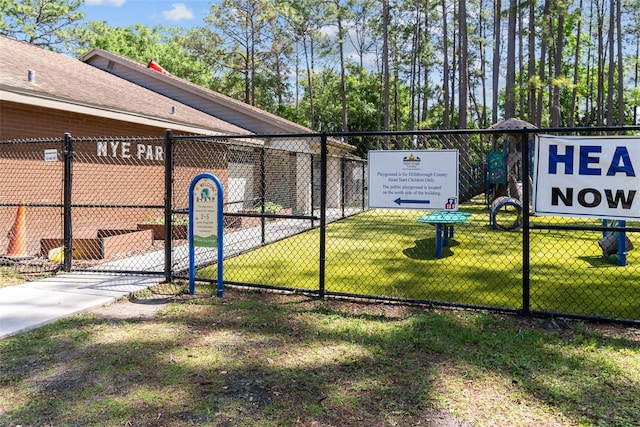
top-left (578, 255), bottom-right (628, 268)
top-left (2, 290), bottom-right (640, 426)
top-left (403, 237), bottom-right (460, 260)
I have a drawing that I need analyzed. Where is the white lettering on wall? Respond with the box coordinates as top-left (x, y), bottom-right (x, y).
top-left (109, 140), bottom-right (119, 157)
top-left (121, 142), bottom-right (130, 158)
top-left (97, 142), bottom-right (164, 161)
top-left (97, 141), bottom-right (107, 157)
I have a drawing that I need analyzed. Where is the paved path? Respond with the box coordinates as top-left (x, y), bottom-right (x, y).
top-left (0, 273), bottom-right (163, 339)
top-left (0, 209), bottom-right (362, 340)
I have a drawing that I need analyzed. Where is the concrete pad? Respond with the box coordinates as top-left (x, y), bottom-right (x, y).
top-left (23, 273), bottom-right (163, 296)
top-left (0, 286), bottom-right (116, 339)
top-left (0, 273), bottom-right (163, 339)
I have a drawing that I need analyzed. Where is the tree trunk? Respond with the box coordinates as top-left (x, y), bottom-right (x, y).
top-left (337, 10), bottom-right (348, 131)
top-left (442, 0), bottom-right (451, 134)
top-left (536, 1), bottom-right (551, 127)
top-left (492, 0), bottom-right (501, 125)
top-left (527, 0), bottom-right (536, 124)
top-left (550, 9), bottom-right (565, 127)
top-left (607, 0), bottom-right (615, 126)
top-left (570, 0), bottom-right (583, 127)
top-left (458, 0), bottom-right (468, 130)
top-left (616, 0), bottom-right (624, 125)
top-left (382, 0), bottom-right (390, 148)
top-left (458, 0), bottom-right (469, 195)
top-left (596, 2), bottom-right (605, 126)
top-left (505, 0), bottom-right (517, 118)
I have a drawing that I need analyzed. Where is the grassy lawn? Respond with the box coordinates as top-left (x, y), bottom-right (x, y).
top-left (204, 199), bottom-right (640, 321)
top-left (0, 267), bottom-right (25, 288)
top-left (2, 285), bottom-right (640, 426)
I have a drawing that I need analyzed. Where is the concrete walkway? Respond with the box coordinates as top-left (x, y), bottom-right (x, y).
top-left (0, 208), bottom-right (362, 340)
top-left (0, 273), bottom-right (163, 339)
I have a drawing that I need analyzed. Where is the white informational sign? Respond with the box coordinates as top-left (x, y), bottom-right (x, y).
top-left (533, 135), bottom-right (640, 220)
top-left (44, 149), bottom-right (57, 162)
top-left (192, 177), bottom-right (219, 247)
top-left (368, 150), bottom-right (459, 210)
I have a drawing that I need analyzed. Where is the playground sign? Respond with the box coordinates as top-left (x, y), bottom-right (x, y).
top-left (368, 150), bottom-right (459, 210)
top-left (188, 173), bottom-right (224, 296)
top-left (533, 135), bottom-right (640, 220)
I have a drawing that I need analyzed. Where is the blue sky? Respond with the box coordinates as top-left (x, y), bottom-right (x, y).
top-left (80, 0), bottom-right (212, 29)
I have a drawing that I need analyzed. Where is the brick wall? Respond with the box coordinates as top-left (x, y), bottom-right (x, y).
top-left (1, 101), bottom-right (169, 140)
top-left (0, 105), bottom-right (234, 256)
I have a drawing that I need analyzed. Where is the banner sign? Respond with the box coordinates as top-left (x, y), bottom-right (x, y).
top-left (533, 135), bottom-right (640, 220)
top-left (368, 150), bottom-right (459, 210)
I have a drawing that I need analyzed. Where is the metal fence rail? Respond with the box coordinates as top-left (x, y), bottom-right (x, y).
top-left (2, 127), bottom-right (640, 325)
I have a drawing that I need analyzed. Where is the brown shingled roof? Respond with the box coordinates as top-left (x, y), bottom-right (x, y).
top-left (0, 36), bottom-right (250, 135)
top-left (81, 47), bottom-right (356, 153)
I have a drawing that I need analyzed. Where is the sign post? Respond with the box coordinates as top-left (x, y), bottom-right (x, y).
top-left (188, 173), bottom-right (224, 296)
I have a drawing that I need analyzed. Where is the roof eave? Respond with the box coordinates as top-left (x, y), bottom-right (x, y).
top-left (0, 85), bottom-right (245, 137)
top-left (81, 49), bottom-right (356, 153)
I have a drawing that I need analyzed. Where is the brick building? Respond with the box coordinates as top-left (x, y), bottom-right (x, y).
top-left (0, 36), bottom-right (354, 259)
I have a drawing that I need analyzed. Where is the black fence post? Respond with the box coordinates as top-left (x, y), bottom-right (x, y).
top-left (164, 129), bottom-right (173, 283)
top-left (341, 158), bottom-right (346, 218)
top-left (260, 147), bottom-right (266, 244)
top-left (319, 134), bottom-right (327, 299)
top-left (311, 153), bottom-right (315, 228)
top-left (521, 129), bottom-right (531, 315)
top-left (63, 133), bottom-right (73, 272)
top-left (361, 159), bottom-right (366, 212)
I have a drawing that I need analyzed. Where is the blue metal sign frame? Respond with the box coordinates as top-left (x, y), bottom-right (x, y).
top-left (188, 173), bottom-right (224, 296)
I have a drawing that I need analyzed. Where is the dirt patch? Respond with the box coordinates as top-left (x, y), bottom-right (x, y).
top-left (88, 296), bottom-right (172, 320)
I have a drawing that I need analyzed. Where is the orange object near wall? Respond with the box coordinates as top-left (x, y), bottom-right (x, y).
top-left (6, 201), bottom-right (27, 257)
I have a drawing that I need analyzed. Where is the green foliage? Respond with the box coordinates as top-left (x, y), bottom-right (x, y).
top-left (251, 201), bottom-right (284, 213)
top-left (295, 64), bottom-right (412, 139)
top-left (142, 214), bottom-right (188, 226)
top-left (4, 0), bottom-right (640, 131)
top-left (0, 0), bottom-right (84, 50)
top-left (70, 22), bottom-right (215, 88)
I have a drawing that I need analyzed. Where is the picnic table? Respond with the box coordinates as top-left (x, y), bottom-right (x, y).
top-left (417, 211), bottom-right (472, 258)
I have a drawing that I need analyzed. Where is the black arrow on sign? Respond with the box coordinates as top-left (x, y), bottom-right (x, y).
top-left (394, 198), bottom-right (431, 205)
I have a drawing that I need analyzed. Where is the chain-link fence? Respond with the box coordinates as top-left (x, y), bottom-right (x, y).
top-left (0, 135), bottom-right (168, 276)
top-left (0, 138), bottom-right (65, 277)
top-left (2, 128), bottom-right (640, 324)
top-left (170, 133), bottom-right (367, 292)
top-left (182, 129), bottom-right (640, 325)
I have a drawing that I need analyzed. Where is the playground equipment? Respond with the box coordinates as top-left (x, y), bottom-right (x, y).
top-left (598, 220), bottom-right (634, 266)
top-left (485, 119), bottom-right (634, 264)
top-left (486, 118), bottom-right (536, 231)
top-left (489, 195), bottom-right (523, 231)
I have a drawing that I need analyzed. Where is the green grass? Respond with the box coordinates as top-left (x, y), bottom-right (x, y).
top-left (0, 267), bottom-right (24, 288)
top-left (202, 199), bottom-right (640, 321)
top-left (2, 287), bottom-right (640, 426)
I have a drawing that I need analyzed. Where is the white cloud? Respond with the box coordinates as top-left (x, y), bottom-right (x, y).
top-left (85, 0), bottom-right (125, 6)
top-left (161, 3), bottom-right (194, 22)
